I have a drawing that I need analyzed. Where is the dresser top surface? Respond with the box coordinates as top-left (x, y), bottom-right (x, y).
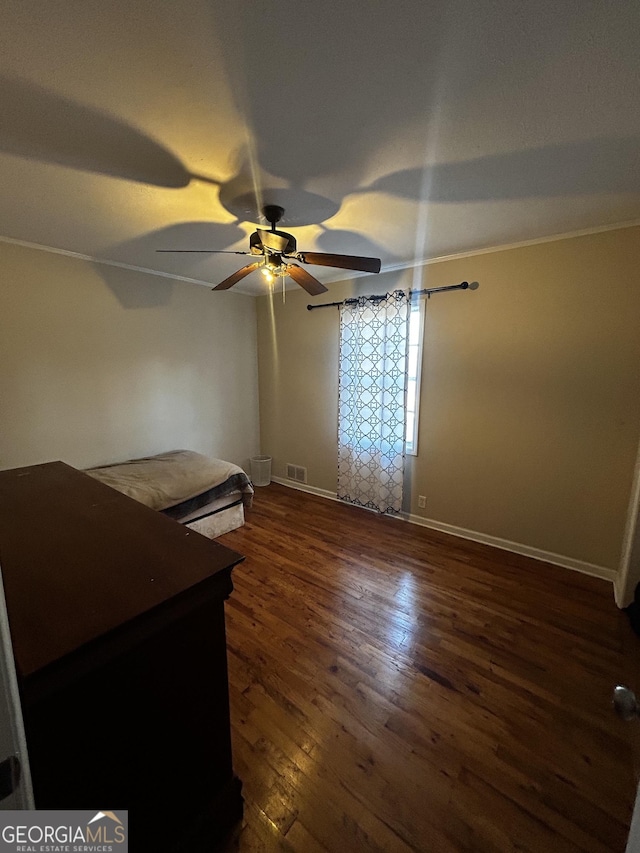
top-left (0, 461), bottom-right (244, 678)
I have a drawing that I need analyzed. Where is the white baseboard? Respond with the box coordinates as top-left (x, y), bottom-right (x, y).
top-left (614, 575), bottom-right (633, 609)
top-left (269, 478), bottom-right (617, 584)
top-left (403, 512), bottom-right (616, 584)
top-left (270, 477), bottom-right (339, 502)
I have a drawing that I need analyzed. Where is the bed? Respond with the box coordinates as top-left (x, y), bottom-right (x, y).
top-left (84, 449), bottom-right (253, 538)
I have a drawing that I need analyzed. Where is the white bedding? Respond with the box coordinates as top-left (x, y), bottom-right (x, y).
top-left (85, 450), bottom-right (253, 511)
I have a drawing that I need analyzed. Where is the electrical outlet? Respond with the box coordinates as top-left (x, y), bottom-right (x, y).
top-left (418, 495), bottom-right (426, 509)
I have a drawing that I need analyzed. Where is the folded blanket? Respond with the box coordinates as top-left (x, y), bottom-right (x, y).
top-left (85, 450), bottom-right (253, 511)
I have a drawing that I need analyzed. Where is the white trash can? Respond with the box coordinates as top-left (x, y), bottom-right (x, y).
top-left (250, 455), bottom-right (272, 487)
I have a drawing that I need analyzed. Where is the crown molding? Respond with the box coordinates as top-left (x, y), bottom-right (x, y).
top-left (2, 217), bottom-right (640, 292)
top-left (380, 218), bottom-right (640, 275)
top-left (0, 234), bottom-right (232, 290)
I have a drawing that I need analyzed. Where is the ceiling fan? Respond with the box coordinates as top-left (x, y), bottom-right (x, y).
top-left (157, 205), bottom-right (381, 295)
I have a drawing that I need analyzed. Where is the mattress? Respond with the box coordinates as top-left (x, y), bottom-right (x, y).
top-left (85, 450), bottom-right (253, 512)
top-left (84, 450), bottom-right (253, 538)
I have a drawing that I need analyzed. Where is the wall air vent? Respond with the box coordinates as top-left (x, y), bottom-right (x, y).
top-left (286, 464), bottom-right (307, 484)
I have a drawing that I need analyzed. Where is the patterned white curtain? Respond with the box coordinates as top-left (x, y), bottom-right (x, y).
top-left (337, 290), bottom-right (410, 514)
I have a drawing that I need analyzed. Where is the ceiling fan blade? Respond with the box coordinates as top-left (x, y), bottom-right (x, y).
top-left (156, 249), bottom-right (250, 254)
top-left (257, 229), bottom-right (290, 253)
top-left (212, 261), bottom-right (262, 290)
top-left (286, 264), bottom-right (328, 296)
top-left (297, 252), bottom-right (381, 273)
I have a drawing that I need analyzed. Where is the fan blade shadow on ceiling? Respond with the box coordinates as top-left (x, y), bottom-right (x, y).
top-left (95, 221), bottom-right (247, 307)
top-left (218, 174), bottom-right (341, 228)
top-left (213, 0), bottom-right (450, 187)
top-left (148, 221), bottom-right (248, 255)
top-left (0, 75), bottom-right (209, 188)
top-left (363, 137), bottom-right (640, 203)
top-left (314, 228), bottom-right (391, 265)
top-left (212, 154), bottom-right (391, 267)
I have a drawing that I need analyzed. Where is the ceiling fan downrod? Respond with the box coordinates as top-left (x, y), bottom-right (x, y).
top-left (263, 204), bottom-right (285, 231)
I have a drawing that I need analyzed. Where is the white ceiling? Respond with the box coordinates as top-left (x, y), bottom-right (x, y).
top-left (1, 0), bottom-right (639, 295)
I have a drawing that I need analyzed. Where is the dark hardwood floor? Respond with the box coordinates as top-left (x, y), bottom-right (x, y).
top-left (217, 483), bottom-right (640, 852)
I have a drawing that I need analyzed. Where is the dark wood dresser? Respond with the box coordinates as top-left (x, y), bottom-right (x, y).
top-left (0, 461), bottom-right (244, 850)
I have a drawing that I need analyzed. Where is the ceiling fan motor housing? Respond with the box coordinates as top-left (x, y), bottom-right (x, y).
top-left (250, 230), bottom-right (297, 255)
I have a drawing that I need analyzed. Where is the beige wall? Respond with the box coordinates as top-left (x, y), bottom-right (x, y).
top-left (256, 225), bottom-right (640, 571)
top-left (0, 242), bottom-right (260, 472)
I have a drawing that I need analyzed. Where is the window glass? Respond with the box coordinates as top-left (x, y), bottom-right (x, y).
top-left (405, 298), bottom-right (425, 455)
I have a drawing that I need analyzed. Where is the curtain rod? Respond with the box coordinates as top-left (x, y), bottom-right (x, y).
top-left (306, 281), bottom-right (477, 310)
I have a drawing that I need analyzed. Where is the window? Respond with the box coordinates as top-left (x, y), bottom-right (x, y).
top-left (405, 297), bottom-right (425, 455)
top-left (337, 292), bottom-right (409, 514)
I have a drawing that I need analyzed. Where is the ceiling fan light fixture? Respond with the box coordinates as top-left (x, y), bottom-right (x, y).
top-left (260, 259), bottom-right (288, 284)
top-left (260, 265), bottom-right (275, 281)
top-left (179, 206), bottom-right (377, 295)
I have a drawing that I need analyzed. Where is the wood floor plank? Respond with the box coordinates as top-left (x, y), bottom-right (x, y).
top-left (217, 484), bottom-right (640, 852)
